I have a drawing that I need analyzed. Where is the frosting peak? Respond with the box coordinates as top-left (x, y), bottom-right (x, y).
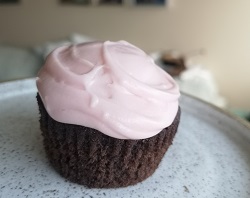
top-left (36, 41), bottom-right (180, 139)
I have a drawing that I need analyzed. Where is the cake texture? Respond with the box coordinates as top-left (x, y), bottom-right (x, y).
top-left (36, 41), bottom-right (180, 188)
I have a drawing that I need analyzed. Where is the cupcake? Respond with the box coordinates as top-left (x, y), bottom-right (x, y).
top-left (36, 41), bottom-right (180, 188)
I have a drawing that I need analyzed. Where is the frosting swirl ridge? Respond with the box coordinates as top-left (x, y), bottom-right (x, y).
top-left (36, 41), bottom-right (180, 139)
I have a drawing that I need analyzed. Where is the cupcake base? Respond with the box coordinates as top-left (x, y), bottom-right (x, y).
top-left (37, 94), bottom-right (180, 188)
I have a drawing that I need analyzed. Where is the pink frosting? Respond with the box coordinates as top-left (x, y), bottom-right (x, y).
top-left (36, 41), bottom-right (180, 139)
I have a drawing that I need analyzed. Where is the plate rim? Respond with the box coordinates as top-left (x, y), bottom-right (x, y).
top-left (180, 91), bottom-right (250, 130)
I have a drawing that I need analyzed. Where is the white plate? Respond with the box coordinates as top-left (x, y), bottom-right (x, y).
top-left (0, 78), bottom-right (250, 198)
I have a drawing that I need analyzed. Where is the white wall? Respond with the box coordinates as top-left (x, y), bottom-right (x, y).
top-left (0, 0), bottom-right (250, 109)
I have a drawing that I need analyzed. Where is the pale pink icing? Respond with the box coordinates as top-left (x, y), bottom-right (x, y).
top-left (36, 41), bottom-right (180, 139)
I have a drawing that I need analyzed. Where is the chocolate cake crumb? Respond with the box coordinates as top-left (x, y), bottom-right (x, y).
top-left (37, 93), bottom-right (180, 188)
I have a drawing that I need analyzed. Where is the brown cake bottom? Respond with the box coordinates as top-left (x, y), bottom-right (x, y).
top-left (37, 94), bottom-right (181, 188)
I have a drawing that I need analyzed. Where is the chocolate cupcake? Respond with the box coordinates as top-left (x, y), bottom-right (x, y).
top-left (36, 41), bottom-right (180, 188)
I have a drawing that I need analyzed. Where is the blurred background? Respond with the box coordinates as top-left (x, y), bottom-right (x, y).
top-left (0, 0), bottom-right (249, 120)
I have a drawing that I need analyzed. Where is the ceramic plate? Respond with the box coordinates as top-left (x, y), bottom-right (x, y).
top-left (0, 78), bottom-right (250, 198)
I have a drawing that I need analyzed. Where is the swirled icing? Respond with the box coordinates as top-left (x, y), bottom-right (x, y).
top-left (36, 41), bottom-right (180, 139)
